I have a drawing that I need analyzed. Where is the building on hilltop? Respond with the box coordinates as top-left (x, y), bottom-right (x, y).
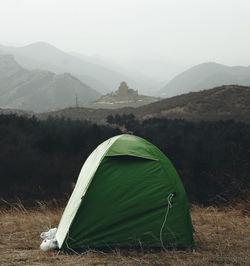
top-left (116, 81), bottom-right (138, 99)
top-left (92, 81), bottom-right (159, 108)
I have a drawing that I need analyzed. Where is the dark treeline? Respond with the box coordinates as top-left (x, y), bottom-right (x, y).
top-left (0, 113), bottom-right (249, 205)
top-left (0, 114), bottom-right (121, 200)
top-left (107, 114), bottom-right (250, 204)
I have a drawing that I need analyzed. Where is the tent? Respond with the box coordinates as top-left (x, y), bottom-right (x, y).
top-left (55, 134), bottom-right (194, 250)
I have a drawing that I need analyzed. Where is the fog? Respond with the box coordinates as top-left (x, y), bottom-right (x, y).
top-left (1, 0), bottom-right (250, 68)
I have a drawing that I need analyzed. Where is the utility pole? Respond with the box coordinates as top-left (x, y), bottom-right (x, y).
top-left (75, 94), bottom-right (79, 107)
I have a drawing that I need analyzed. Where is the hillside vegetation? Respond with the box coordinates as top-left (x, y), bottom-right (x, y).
top-left (39, 85), bottom-right (250, 125)
top-left (134, 85), bottom-right (250, 123)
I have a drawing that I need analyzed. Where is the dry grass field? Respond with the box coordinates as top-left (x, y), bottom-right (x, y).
top-left (0, 201), bottom-right (250, 266)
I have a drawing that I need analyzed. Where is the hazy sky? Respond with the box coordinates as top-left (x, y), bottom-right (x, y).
top-left (1, 0), bottom-right (250, 66)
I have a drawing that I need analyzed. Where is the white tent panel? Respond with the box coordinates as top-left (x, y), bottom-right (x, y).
top-left (55, 135), bottom-right (121, 248)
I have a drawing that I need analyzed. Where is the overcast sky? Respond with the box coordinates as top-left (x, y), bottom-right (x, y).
top-left (1, 0), bottom-right (250, 66)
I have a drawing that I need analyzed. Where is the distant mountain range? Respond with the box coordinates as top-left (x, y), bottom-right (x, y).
top-left (0, 55), bottom-right (100, 112)
top-left (69, 52), bottom-right (170, 96)
top-left (0, 42), bottom-right (151, 94)
top-left (2, 42), bottom-right (250, 100)
top-left (37, 85), bottom-right (250, 124)
top-left (1, 41), bottom-right (250, 115)
top-left (159, 62), bottom-right (250, 97)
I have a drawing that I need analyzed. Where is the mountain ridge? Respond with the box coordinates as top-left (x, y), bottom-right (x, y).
top-left (160, 62), bottom-right (250, 97)
top-left (37, 85), bottom-right (250, 124)
top-left (0, 54), bottom-right (100, 112)
top-left (0, 42), bottom-right (142, 94)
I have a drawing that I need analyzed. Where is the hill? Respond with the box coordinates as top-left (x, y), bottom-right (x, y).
top-left (0, 55), bottom-right (100, 112)
top-left (85, 81), bottom-right (159, 109)
top-left (134, 85), bottom-right (250, 123)
top-left (38, 85), bottom-right (250, 124)
top-left (0, 42), bottom-right (140, 94)
top-left (159, 62), bottom-right (250, 97)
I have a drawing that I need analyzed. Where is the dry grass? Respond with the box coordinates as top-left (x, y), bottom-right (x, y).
top-left (0, 201), bottom-right (250, 266)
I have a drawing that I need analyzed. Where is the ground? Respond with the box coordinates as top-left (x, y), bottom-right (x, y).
top-left (0, 201), bottom-right (249, 266)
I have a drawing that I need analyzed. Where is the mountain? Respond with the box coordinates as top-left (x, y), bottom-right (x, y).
top-left (37, 85), bottom-right (250, 124)
top-left (0, 42), bottom-right (140, 94)
top-left (159, 62), bottom-right (250, 97)
top-left (69, 52), bottom-right (185, 95)
top-left (0, 55), bottom-right (100, 112)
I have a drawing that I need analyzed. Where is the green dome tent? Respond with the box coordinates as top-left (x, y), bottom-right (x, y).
top-left (55, 134), bottom-right (194, 250)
